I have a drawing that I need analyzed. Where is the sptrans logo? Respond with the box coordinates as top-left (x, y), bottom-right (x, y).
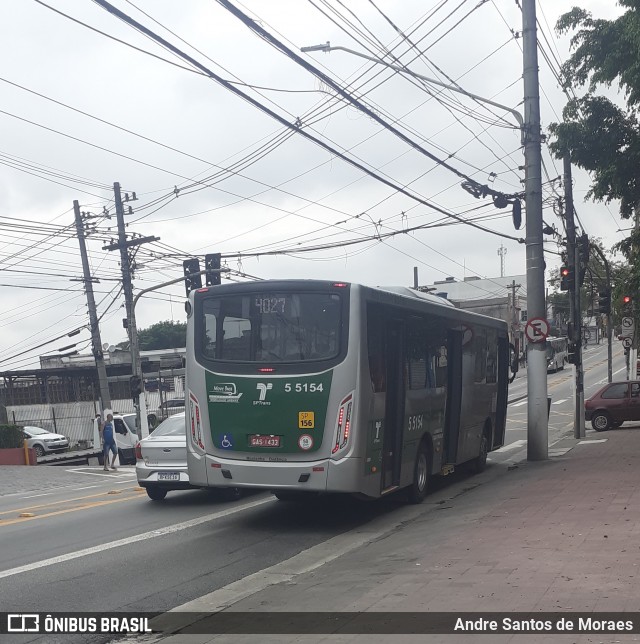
top-left (208, 383), bottom-right (243, 403)
top-left (254, 383), bottom-right (273, 406)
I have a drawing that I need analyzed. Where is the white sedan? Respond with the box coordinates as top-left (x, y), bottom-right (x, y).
top-left (135, 413), bottom-right (240, 502)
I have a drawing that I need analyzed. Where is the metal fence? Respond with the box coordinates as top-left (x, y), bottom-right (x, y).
top-left (2, 374), bottom-right (186, 447)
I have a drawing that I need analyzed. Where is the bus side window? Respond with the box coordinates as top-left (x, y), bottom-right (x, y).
top-left (367, 306), bottom-right (386, 393)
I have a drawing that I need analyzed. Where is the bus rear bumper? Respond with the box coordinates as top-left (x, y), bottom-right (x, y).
top-left (203, 454), bottom-right (361, 492)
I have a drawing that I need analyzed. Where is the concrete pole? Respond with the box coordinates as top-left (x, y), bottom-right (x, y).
top-left (73, 201), bottom-right (111, 414)
top-left (522, 0), bottom-right (548, 459)
top-left (114, 183), bottom-right (149, 439)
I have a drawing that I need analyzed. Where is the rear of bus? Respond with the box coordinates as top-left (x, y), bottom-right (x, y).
top-left (186, 280), bottom-right (362, 494)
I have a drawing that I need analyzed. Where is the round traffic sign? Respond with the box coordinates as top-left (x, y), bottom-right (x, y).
top-left (525, 317), bottom-right (550, 343)
top-left (622, 317), bottom-right (633, 329)
top-left (622, 337), bottom-right (633, 349)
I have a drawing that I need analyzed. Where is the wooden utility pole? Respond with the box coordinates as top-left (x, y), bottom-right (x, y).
top-left (73, 200), bottom-right (111, 413)
top-left (103, 182), bottom-right (159, 439)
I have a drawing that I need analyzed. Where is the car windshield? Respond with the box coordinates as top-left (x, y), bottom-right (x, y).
top-left (25, 426), bottom-right (48, 435)
top-left (152, 415), bottom-right (186, 437)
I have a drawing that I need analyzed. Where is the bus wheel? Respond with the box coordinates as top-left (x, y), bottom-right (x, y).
top-left (407, 442), bottom-right (430, 504)
top-left (469, 430), bottom-right (489, 474)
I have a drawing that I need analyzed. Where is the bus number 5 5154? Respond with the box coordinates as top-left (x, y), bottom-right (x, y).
top-left (285, 383), bottom-right (324, 393)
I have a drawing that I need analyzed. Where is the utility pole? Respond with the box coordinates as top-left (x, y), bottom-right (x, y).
top-left (103, 182), bottom-right (159, 439)
top-left (73, 200), bottom-right (111, 414)
top-left (522, 0), bottom-right (549, 459)
top-left (563, 157), bottom-right (585, 438)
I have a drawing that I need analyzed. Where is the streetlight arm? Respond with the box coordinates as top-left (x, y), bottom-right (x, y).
top-left (301, 42), bottom-right (524, 136)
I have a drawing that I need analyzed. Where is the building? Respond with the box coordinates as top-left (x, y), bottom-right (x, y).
top-left (420, 274), bottom-right (528, 353)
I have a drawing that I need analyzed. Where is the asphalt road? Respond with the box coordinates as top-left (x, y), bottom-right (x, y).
top-left (0, 340), bottom-right (625, 643)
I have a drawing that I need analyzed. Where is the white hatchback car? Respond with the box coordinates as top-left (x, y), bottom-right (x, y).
top-left (22, 426), bottom-right (69, 458)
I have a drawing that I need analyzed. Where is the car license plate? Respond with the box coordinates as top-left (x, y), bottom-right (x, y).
top-left (249, 435), bottom-right (281, 448)
top-left (158, 472), bottom-right (179, 481)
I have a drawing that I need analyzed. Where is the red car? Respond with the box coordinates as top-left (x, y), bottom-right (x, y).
top-left (585, 381), bottom-right (640, 431)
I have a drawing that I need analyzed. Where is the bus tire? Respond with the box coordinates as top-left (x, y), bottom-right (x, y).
top-left (469, 426), bottom-right (490, 474)
top-left (407, 441), bottom-right (430, 504)
top-left (146, 486), bottom-right (167, 501)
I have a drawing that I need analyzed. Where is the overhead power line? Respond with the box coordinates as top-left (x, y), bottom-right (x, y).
top-left (86, 0), bottom-right (523, 243)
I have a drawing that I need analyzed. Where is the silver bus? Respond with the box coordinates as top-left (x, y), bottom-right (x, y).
top-left (186, 280), bottom-right (509, 503)
top-left (546, 336), bottom-right (568, 372)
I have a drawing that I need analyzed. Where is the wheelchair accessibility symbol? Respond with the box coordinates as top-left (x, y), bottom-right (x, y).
top-left (217, 434), bottom-right (234, 449)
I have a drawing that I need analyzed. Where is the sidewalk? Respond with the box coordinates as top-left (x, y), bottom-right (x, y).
top-left (135, 424), bottom-right (640, 644)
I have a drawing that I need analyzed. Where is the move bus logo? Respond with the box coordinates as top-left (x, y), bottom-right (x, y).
top-left (208, 382), bottom-right (243, 403)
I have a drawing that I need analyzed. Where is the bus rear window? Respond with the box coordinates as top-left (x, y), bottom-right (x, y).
top-left (201, 293), bottom-right (341, 362)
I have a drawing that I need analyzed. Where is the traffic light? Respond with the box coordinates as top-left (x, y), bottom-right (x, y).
top-left (597, 291), bottom-right (611, 315)
top-left (560, 266), bottom-right (574, 291)
top-left (623, 295), bottom-right (632, 305)
top-left (130, 375), bottom-right (143, 402)
top-left (567, 341), bottom-right (577, 365)
top-left (183, 258), bottom-right (202, 296)
top-left (205, 253), bottom-right (222, 287)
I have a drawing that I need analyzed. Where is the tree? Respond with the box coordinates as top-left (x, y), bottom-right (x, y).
top-left (136, 321), bottom-right (187, 351)
top-left (548, 2), bottom-right (640, 302)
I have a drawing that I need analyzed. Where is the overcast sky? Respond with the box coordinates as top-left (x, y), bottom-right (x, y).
top-left (0, 0), bottom-right (626, 370)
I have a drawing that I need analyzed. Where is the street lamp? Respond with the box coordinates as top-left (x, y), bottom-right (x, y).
top-left (300, 42), bottom-right (525, 138)
top-left (302, 27), bottom-right (549, 460)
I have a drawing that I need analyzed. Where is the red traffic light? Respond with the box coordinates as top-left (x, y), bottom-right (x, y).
top-left (623, 295), bottom-right (632, 304)
top-left (560, 267), bottom-right (570, 277)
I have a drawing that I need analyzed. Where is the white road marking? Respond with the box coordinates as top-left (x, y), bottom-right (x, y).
top-left (578, 439), bottom-right (608, 445)
top-left (20, 492), bottom-right (55, 499)
top-left (65, 467), bottom-right (135, 479)
top-left (0, 497), bottom-right (274, 580)
top-left (494, 439), bottom-right (527, 453)
top-left (511, 400), bottom-right (527, 407)
top-left (551, 399), bottom-right (568, 405)
top-left (137, 500), bottom-right (454, 620)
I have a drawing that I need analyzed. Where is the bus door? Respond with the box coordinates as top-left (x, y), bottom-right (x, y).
top-left (382, 319), bottom-right (406, 490)
top-left (494, 335), bottom-right (509, 447)
top-left (444, 328), bottom-right (463, 464)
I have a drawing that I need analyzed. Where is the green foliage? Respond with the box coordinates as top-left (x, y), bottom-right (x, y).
top-left (550, 3), bottom-right (640, 221)
top-left (548, 96), bottom-right (640, 219)
top-left (0, 425), bottom-right (25, 449)
top-left (138, 321), bottom-right (187, 351)
top-left (550, 4), bottom-right (640, 307)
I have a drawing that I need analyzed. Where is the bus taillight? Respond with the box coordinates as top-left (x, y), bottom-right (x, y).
top-left (332, 393), bottom-right (354, 454)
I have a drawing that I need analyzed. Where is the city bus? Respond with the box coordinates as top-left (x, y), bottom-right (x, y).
top-left (185, 280), bottom-right (509, 503)
top-left (546, 336), bottom-right (568, 372)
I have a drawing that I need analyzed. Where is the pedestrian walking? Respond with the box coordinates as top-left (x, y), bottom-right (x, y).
top-left (100, 413), bottom-right (118, 471)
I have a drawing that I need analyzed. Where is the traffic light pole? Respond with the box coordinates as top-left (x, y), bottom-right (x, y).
top-left (591, 244), bottom-right (613, 383)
